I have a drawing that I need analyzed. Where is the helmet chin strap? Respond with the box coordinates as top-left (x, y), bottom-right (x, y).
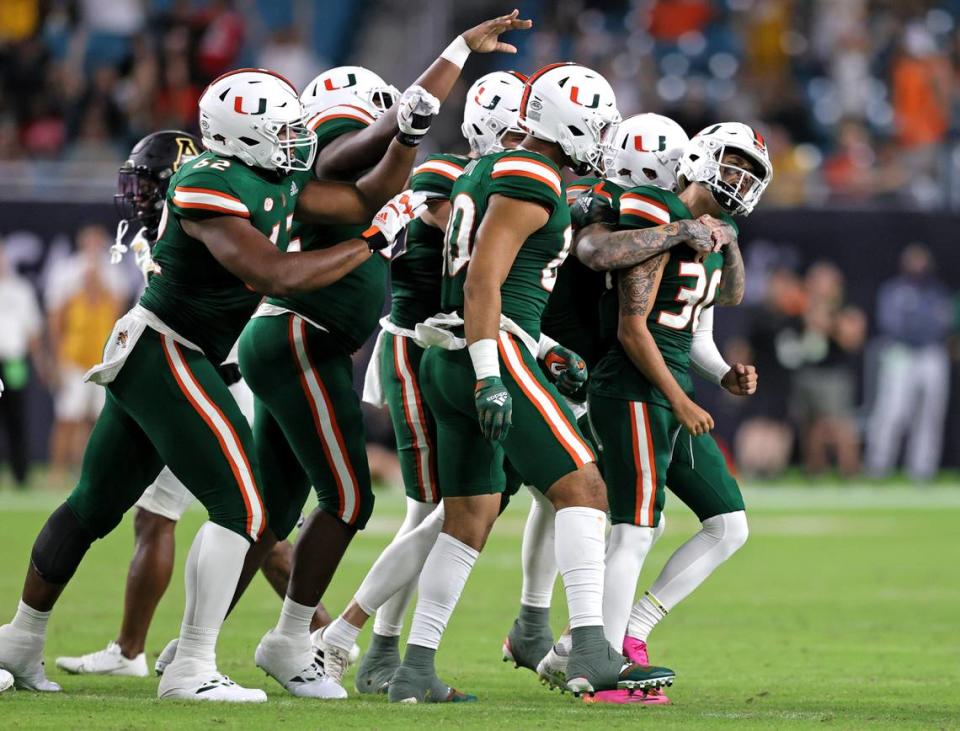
top-left (111, 219), bottom-right (130, 265)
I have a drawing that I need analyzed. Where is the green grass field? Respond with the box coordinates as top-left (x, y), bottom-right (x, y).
top-left (1, 483), bottom-right (958, 729)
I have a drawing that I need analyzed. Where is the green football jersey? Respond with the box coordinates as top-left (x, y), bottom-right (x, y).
top-left (540, 176), bottom-right (626, 369)
top-left (441, 149), bottom-right (571, 340)
top-left (268, 105), bottom-right (387, 353)
top-left (389, 153), bottom-right (469, 330)
top-left (589, 185), bottom-right (737, 406)
top-left (140, 150), bottom-right (299, 366)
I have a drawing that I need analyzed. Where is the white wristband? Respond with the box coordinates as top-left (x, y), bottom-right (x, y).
top-left (537, 332), bottom-right (559, 360)
top-left (440, 35), bottom-right (471, 69)
top-left (468, 338), bottom-right (500, 380)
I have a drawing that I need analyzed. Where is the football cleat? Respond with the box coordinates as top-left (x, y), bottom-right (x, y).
top-left (310, 628), bottom-right (361, 668)
top-left (501, 616), bottom-right (554, 673)
top-left (311, 629), bottom-right (353, 687)
top-left (56, 641), bottom-right (148, 677)
top-left (154, 637), bottom-right (178, 676)
top-left (582, 688), bottom-right (670, 705)
top-left (0, 623), bottom-right (61, 692)
top-left (256, 629), bottom-right (346, 699)
top-left (387, 664), bottom-right (477, 704)
top-left (565, 641), bottom-right (675, 696)
top-left (0, 668), bottom-right (14, 693)
top-left (622, 636), bottom-right (670, 704)
top-left (536, 639), bottom-right (570, 692)
top-left (158, 662), bottom-right (266, 703)
top-left (354, 634), bottom-right (399, 695)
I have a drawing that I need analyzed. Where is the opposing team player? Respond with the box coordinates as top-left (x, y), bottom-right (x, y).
top-left (0, 67), bottom-right (434, 702)
top-left (238, 14), bottom-right (534, 701)
top-left (313, 70), bottom-right (529, 697)
top-left (540, 122), bottom-right (771, 702)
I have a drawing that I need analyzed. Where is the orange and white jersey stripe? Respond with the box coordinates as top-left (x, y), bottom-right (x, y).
top-left (412, 159), bottom-right (466, 182)
top-left (160, 335), bottom-right (264, 539)
top-left (172, 186), bottom-right (250, 218)
top-left (565, 183), bottom-right (590, 204)
top-left (620, 192), bottom-right (670, 225)
top-left (307, 103), bottom-right (375, 131)
top-left (491, 156), bottom-right (563, 197)
top-left (498, 332), bottom-right (594, 468)
top-left (628, 401), bottom-right (657, 527)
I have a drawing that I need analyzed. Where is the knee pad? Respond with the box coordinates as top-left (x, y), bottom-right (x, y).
top-left (31, 503), bottom-right (95, 585)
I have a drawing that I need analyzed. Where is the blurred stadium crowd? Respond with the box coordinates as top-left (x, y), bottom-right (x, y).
top-left (0, 0), bottom-right (958, 485)
top-left (3, 0), bottom-right (960, 207)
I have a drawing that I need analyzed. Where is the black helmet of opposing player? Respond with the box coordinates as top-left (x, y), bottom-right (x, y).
top-left (115, 130), bottom-right (202, 233)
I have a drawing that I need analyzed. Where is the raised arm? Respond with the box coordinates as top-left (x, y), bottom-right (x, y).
top-left (316, 11), bottom-right (532, 178)
top-left (574, 219), bottom-right (716, 272)
top-left (617, 255), bottom-right (714, 435)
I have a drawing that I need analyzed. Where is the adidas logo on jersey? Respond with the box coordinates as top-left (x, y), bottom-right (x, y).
top-left (290, 181), bottom-right (299, 196)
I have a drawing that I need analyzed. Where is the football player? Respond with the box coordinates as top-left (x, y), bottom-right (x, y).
top-left (54, 130), bottom-right (341, 678)
top-left (503, 112), bottom-right (693, 677)
top-left (237, 13), bottom-right (533, 700)
top-left (379, 62), bottom-right (675, 702)
top-left (540, 122), bottom-right (771, 702)
top-left (314, 70), bottom-right (529, 698)
top-left (0, 66), bottom-right (434, 702)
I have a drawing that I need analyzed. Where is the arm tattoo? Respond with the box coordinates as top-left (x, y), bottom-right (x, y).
top-left (617, 256), bottom-right (663, 316)
top-left (716, 242), bottom-right (745, 306)
top-left (577, 221), bottom-right (693, 272)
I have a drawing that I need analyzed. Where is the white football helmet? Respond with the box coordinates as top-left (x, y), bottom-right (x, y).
top-left (198, 68), bottom-right (316, 173)
top-left (677, 122), bottom-right (773, 215)
top-left (301, 66), bottom-right (400, 119)
top-left (461, 70), bottom-right (527, 156)
top-left (605, 113), bottom-right (689, 192)
top-left (518, 63), bottom-right (620, 175)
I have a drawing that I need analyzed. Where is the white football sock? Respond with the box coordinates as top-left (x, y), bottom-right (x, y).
top-left (321, 617), bottom-right (362, 653)
top-left (12, 600), bottom-right (50, 636)
top-left (354, 502), bottom-right (444, 619)
top-left (602, 523), bottom-right (655, 647)
top-left (554, 507), bottom-right (607, 629)
top-left (405, 532), bottom-right (478, 650)
top-left (372, 498), bottom-right (439, 636)
top-left (275, 595), bottom-right (316, 640)
top-left (177, 521), bottom-right (249, 667)
top-left (628, 511), bottom-right (748, 640)
top-left (520, 486), bottom-right (557, 608)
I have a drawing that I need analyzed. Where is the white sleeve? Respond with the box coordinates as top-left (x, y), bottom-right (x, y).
top-left (690, 307), bottom-right (730, 386)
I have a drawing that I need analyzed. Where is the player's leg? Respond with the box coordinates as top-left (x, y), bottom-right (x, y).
top-left (385, 346), bottom-right (501, 703)
top-left (53, 470), bottom-right (186, 677)
top-left (905, 346), bottom-right (949, 481)
top-left (0, 390), bottom-right (164, 691)
top-left (496, 333), bottom-right (673, 695)
top-left (241, 315), bottom-right (370, 698)
top-left (580, 397), bottom-right (675, 705)
top-left (121, 332), bottom-right (265, 702)
top-left (628, 433), bottom-right (748, 650)
top-left (354, 332), bottom-right (440, 691)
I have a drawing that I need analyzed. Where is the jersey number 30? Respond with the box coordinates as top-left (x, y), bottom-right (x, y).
top-left (443, 193), bottom-right (571, 292)
top-left (657, 261), bottom-right (721, 331)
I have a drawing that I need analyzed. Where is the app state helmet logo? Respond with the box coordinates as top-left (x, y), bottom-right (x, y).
top-left (173, 136), bottom-right (200, 171)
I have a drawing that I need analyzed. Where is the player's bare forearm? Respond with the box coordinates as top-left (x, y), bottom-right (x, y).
top-left (315, 11), bottom-right (531, 177)
top-left (464, 275), bottom-right (502, 345)
top-left (575, 220), bottom-right (712, 272)
top-left (616, 254), bottom-right (688, 405)
top-left (297, 139), bottom-right (418, 224)
top-left (715, 240), bottom-right (745, 306)
top-left (185, 216), bottom-right (371, 296)
top-left (421, 199), bottom-right (451, 231)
